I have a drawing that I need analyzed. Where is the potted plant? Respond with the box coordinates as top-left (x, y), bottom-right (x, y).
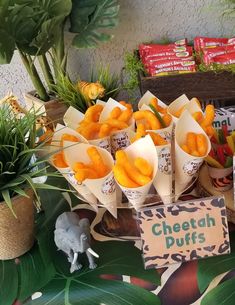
top-left (0, 0), bottom-right (120, 118)
top-left (0, 100), bottom-right (66, 260)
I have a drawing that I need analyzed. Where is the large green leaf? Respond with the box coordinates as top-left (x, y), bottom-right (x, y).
top-left (197, 233), bottom-right (235, 293)
top-left (201, 277), bottom-right (235, 305)
top-left (24, 241), bottom-right (161, 305)
top-left (0, 260), bottom-right (18, 305)
top-left (70, 0), bottom-right (119, 48)
top-left (0, 29), bottom-right (15, 64)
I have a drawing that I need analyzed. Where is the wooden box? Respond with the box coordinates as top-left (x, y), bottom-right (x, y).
top-left (138, 70), bottom-right (235, 107)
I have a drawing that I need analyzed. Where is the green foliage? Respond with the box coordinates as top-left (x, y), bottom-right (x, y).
top-left (52, 73), bottom-right (88, 112)
top-left (0, 103), bottom-right (65, 215)
top-left (123, 52), bottom-right (145, 93)
top-left (91, 64), bottom-right (120, 101)
top-left (0, 0), bottom-right (120, 101)
top-left (70, 0), bottom-right (119, 48)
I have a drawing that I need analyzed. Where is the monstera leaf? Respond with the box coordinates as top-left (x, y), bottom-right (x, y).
top-left (197, 233), bottom-right (235, 293)
top-left (70, 0), bottom-right (119, 48)
top-left (24, 241), bottom-right (161, 305)
top-left (0, 0), bottom-right (72, 62)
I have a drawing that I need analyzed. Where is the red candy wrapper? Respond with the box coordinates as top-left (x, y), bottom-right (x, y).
top-left (149, 63), bottom-right (196, 76)
top-left (194, 36), bottom-right (231, 52)
top-left (203, 45), bottom-right (235, 64)
top-left (147, 59), bottom-right (195, 70)
top-left (211, 52), bottom-right (235, 65)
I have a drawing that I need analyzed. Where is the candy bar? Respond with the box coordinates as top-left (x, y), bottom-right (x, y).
top-left (149, 64), bottom-right (196, 76)
top-left (203, 45), bottom-right (235, 64)
top-left (194, 36), bottom-right (230, 52)
top-left (211, 52), bottom-right (235, 65)
top-left (147, 59), bottom-right (196, 69)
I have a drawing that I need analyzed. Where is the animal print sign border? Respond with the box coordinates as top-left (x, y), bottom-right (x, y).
top-left (137, 196), bottom-right (230, 269)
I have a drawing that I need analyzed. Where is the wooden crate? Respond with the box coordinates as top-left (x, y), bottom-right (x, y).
top-left (138, 70), bottom-right (235, 107)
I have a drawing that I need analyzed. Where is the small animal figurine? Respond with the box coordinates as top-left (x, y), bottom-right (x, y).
top-left (77, 81), bottom-right (105, 102)
top-left (54, 212), bottom-right (99, 273)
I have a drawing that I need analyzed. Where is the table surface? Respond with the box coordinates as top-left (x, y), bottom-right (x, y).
top-left (2, 188), bottom-right (235, 305)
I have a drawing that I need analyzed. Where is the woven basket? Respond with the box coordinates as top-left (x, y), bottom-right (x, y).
top-left (0, 189), bottom-right (34, 260)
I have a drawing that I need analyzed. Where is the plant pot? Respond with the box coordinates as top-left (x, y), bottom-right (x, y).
top-left (0, 189), bottom-right (35, 260)
top-left (24, 91), bottom-right (68, 125)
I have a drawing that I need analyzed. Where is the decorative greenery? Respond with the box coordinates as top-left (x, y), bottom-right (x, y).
top-left (0, 0), bottom-right (120, 101)
top-left (0, 103), bottom-right (66, 216)
top-left (123, 52), bottom-right (145, 94)
top-left (90, 64), bottom-right (120, 101)
top-left (0, 189), bottom-right (161, 305)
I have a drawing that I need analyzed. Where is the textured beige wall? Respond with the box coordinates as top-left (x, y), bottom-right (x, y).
top-left (0, 0), bottom-right (233, 100)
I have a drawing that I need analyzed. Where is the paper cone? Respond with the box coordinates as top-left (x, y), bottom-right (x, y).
top-left (114, 135), bottom-right (158, 210)
top-left (153, 143), bottom-right (173, 204)
top-left (49, 127), bottom-right (97, 209)
top-left (138, 90), bottom-right (167, 110)
top-left (89, 136), bottom-right (112, 153)
top-left (96, 99), bottom-right (106, 106)
top-left (63, 142), bottom-right (117, 217)
top-left (168, 94), bottom-right (190, 123)
top-left (186, 98), bottom-right (203, 114)
top-left (175, 110), bottom-right (211, 198)
top-left (63, 106), bottom-right (84, 130)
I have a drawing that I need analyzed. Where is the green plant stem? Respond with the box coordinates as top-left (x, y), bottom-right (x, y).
top-left (38, 55), bottom-right (55, 92)
top-left (18, 50), bottom-right (49, 101)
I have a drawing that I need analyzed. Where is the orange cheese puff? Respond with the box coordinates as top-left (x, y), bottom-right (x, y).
top-left (192, 111), bottom-right (203, 123)
top-left (109, 107), bottom-right (122, 119)
top-left (79, 122), bottom-right (101, 140)
top-left (191, 150), bottom-right (200, 157)
top-left (181, 144), bottom-right (190, 154)
top-left (115, 150), bottom-right (151, 185)
top-left (191, 97), bottom-right (202, 109)
top-left (134, 110), bottom-right (161, 130)
top-left (53, 152), bottom-right (68, 168)
top-left (98, 124), bottom-right (112, 138)
top-left (149, 97), bottom-right (158, 110)
top-left (162, 113), bottom-right (172, 127)
top-left (87, 146), bottom-right (109, 177)
top-left (136, 120), bottom-right (151, 130)
top-left (205, 125), bottom-right (216, 137)
top-left (84, 104), bottom-right (104, 122)
top-left (119, 101), bottom-right (133, 110)
top-left (113, 164), bottom-right (140, 188)
top-left (131, 124), bottom-right (146, 143)
top-left (117, 108), bottom-right (133, 123)
top-left (186, 132), bottom-right (197, 152)
top-left (110, 127), bottom-right (119, 133)
top-left (173, 105), bottom-right (186, 118)
top-left (75, 168), bottom-right (99, 182)
top-left (148, 132), bottom-right (167, 146)
top-left (73, 162), bottom-right (86, 172)
top-left (61, 133), bottom-right (79, 143)
top-left (200, 105), bottom-right (215, 128)
top-left (105, 119), bottom-right (128, 130)
top-left (134, 157), bottom-right (153, 177)
top-left (196, 134), bottom-right (208, 156)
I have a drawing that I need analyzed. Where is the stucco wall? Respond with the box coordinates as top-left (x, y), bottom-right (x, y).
top-left (0, 0), bottom-right (233, 100)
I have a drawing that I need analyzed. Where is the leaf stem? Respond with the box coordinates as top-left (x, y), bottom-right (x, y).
top-left (38, 55), bottom-right (55, 91)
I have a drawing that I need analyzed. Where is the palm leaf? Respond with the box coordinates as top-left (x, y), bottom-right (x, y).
top-left (70, 0), bottom-right (119, 48)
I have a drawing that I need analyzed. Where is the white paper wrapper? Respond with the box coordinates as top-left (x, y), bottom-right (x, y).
top-left (153, 143), bottom-right (172, 204)
top-left (187, 98), bottom-right (203, 114)
top-left (175, 110), bottom-right (211, 199)
top-left (114, 135), bottom-right (158, 210)
top-left (63, 106), bottom-right (84, 130)
top-left (63, 142), bottom-right (117, 217)
top-left (138, 90), bottom-right (167, 110)
top-left (98, 97), bottom-right (135, 155)
top-left (49, 125), bottom-right (97, 210)
top-left (96, 99), bottom-right (106, 106)
top-left (167, 94), bottom-right (190, 123)
top-left (89, 136), bottom-right (112, 153)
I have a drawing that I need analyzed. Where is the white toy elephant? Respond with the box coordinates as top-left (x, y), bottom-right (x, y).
top-left (54, 212), bottom-right (99, 273)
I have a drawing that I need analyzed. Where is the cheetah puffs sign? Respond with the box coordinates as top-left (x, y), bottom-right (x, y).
top-left (137, 197), bottom-right (230, 269)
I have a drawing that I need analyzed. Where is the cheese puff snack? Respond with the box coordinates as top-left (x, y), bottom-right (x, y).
top-left (73, 146), bottom-right (109, 183)
top-left (181, 132), bottom-right (208, 157)
top-left (132, 124), bottom-right (167, 146)
top-left (149, 97), bottom-right (167, 114)
top-left (114, 150), bottom-right (152, 187)
top-left (83, 104), bottom-right (104, 122)
top-left (134, 110), bottom-right (161, 130)
top-left (53, 133), bottom-right (79, 168)
top-left (119, 101), bottom-right (133, 110)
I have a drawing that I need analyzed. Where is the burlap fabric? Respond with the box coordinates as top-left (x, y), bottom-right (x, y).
top-left (0, 189), bottom-right (34, 260)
